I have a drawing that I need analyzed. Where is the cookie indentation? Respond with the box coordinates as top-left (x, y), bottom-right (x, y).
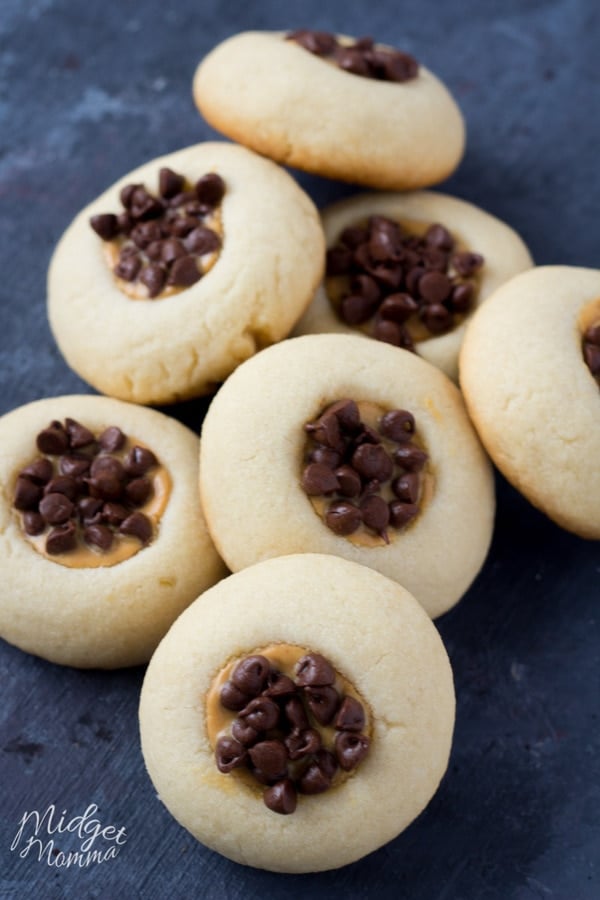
top-left (207, 644), bottom-right (371, 815)
top-left (286, 31), bottom-right (419, 83)
top-left (90, 169), bottom-right (225, 299)
top-left (13, 419), bottom-right (170, 567)
top-left (302, 399), bottom-right (430, 545)
top-left (326, 216), bottom-right (484, 346)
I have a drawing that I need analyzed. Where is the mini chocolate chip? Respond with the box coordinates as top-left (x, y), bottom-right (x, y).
top-left (325, 500), bottom-right (362, 535)
top-left (59, 455), bottom-right (91, 478)
top-left (90, 213), bottom-right (119, 241)
top-left (326, 246), bottom-right (352, 276)
top-left (453, 251), bottom-right (484, 277)
top-left (44, 475), bottom-right (78, 500)
top-left (304, 411), bottom-right (343, 452)
top-left (263, 778), bottom-right (297, 815)
top-left (379, 293), bottom-right (418, 323)
top-left (168, 255), bottom-right (201, 286)
top-left (584, 323), bottom-right (600, 346)
top-left (419, 271), bottom-right (452, 304)
top-left (314, 748), bottom-right (339, 780)
top-left (160, 238), bottom-right (186, 265)
top-left (584, 342), bottom-right (600, 375)
top-left (220, 680), bottom-right (251, 712)
top-left (309, 446), bottom-right (341, 468)
top-left (379, 409), bottom-right (415, 442)
top-left (305, 685), bottom-right (340, 726)
top-left (159, 167), bottom-right (184, 199)
top-left (124, 446), bottom-right (158, 476)
top-left (39, 492), bottom-right (74, 525)
top-left (422, 303), bottom-right (452, 334)
top-left (130, 186), bottom-right (163, 221)
top-left (184, 226), bottom-right (221, 255)
top-left (383, 50), bottom-right (419, 81)
top-left (360, 494), bottom-right (390, 534)
top-left (373, 319), bottom-right (403, 345)
top-left (120, 183), bottom-right (139, 209)
top-left (389, 500), bottom-right (419, 529)
top-left (145, 241), bottom-right (163, 262)
top-left (125, 477), bottom-right (152, 506)
top-left (335, 732), bottom-right (370, 771)
top-left (423, 247), bottom-right (448, 273)
top-left (334, 696), bottom-right (366, 732)
top-left (340, 225), bottom-right (368, 249)
top-left (46, 522), bottom-right (77, 555)
top-left (169, 216), bottom-right (197, 238)
top-left (231, 719), bottom-right (260, 746)
top-left (37, 421), bottom-right (69, 455)
top-left (119, 512), bottom-right (152, 544)
top-left (78, 497), bottom-right (103, 524)
top-left (341, 293), bottom-right (377, 325)
top-left (301, 462), bottom-right (339, 496)
top-left (115, 253), bottom-right (141, 282)
top-left (231, 655), bottom-right (271, 696)
top-left (140, 264), bottom-right (166, 298)
top-left (351, 443), bottom-right (393, 481)
top-left (168, 190), bottom-right (196, 209)
top-left (296, 653), bottom-right (336, 686)
top-left (248, 740), bottom-right (288, 779)
top-left (117, 212), bottom-right (133, 235)
top-left (392, 473), bottom-right (420, 503)
top-left (239, 697), bottom-right (280, 731)
top-left (84, 524), bottom-right (114, 552)
top-left (23, 511), bottom-right (45, 536)
top-left (284, 695), bottom-right (310, 731)
top-left (263, 671), bottom-right (297, 698)
top-left (336, 46), bottom-right (371, 76)
top-left (450, 282), bottom-right (474, 313)
top-left (215, 737), bottom-right (247, 773)
top-left (393, 445), bottom-right (428, 472)
top-left (285, 728), bottom-right (322, 760)
top-left (405, 266), bottom-right (425, 296)
top-left (371, 263), bottom-right (404, 290)
top-left (287, 29), bottom-right (336, 55)
top-left (368, 218), bottom-right (402, 262)
top-left (327, 398), bottom-right (361, 431)
top-left (195, 173), bottom-right (225, 207)
top-left (132, 220), bottom-right (163, 249)
top-left (298, 763), bottom-right (331, 795)
top-left (86, 473), bottom-right (123, 501)
top-left (98, 426), bottom-right (126, 452)
top-left (351, 273), bottom-right (381, 304)
top-left (20, 458), bottom-right (53, 485)
top-left (425, 223), bottom-right (454, 251)
top-left (355, 424), bottom-right (381, 445)
top-left (14, 477), bottom-right (42, 511)
top-left (101, 502), bottom-right (128, 526)
top-left (334, 465), bottom-right (362, 498)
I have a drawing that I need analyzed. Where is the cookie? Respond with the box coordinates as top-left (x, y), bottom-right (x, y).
top-left (139, 553), bottom-right (455, 872)
top-left (0, 395), bottom-right (226, 667)
top-left (293, 191), bottom-right (533, 381)
top-left (193, 30), bottom-right (465, 190)
top-left (48, 142), bottom-right (324, 405)
top-left (459, 265), bottom-right (600, 539)
top-left (199, 334), bottom-right (494, 618)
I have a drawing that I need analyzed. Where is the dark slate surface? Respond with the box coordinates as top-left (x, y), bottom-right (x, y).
top-left (1, 1), bottom-right (599, 897)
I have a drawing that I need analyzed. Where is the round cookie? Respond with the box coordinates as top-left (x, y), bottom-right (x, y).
top-left (293, 191), bottom-right (533, 381)
top-left (459, 265), bottom-right (600, 539)
top-left (193, 31), bottom-right (465, 190)
top-left (199, 334), bottom-right (494, 618)
top-left (48, 142), bottom-right (324, 405)
top-left (0, 395), bottom-right (226, 667)
top-left (139, 553), bottom-right (455, 872)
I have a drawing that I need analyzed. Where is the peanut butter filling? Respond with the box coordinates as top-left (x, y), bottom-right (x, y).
top-left (302, 399), bottom-right (433, 547)
top-left (325, 216), bottom-right (485, 347)
top-left (207, 645), bottom-right (372, 814)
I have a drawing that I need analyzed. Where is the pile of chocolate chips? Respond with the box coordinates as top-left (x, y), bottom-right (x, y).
top-left (302, 399), bottom-right (427, 539)
top-left (326, 216), bottom-right (484, 347)
top-left (287, 30), bottom-right (418, 83)
top-left (583, 322), bottom-right (600, 382)
top-left (215, 652), bottom-right (370, 815)
top-left (90, 169), bottom-right (225, 297)
top-left (13, 419), bottom-right (158, 555)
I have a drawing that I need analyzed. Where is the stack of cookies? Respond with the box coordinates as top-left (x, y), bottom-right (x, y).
top-left (1, 26), bottom-right (598, 874)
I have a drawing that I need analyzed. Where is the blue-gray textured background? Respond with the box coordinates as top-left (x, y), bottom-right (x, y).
top-left (0, 1), bottom-right (599, 898)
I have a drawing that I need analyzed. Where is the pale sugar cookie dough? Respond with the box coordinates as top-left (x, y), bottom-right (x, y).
top-left (48, 142), bottom-right (324, 405)
top-left (0, 395), bottom-right (226, 668)
top-left (293, 191), bottom-right (533, 381)
top-left (199, 334), bottom-right (495, 618)
top-left (193, 30), bottom-right (465, 190)
top-left (459, 265), bottom-right (600, 539)
top-left (139, 553), bottom-right (455, 872)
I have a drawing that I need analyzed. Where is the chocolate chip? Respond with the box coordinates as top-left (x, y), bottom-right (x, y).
top-left (334, 696), bottom-right (366, 732)
top-left (101, 502), bottom-right (128, 526)
top-left (91, 459), bottom-right (126, 486)
top-left (90, 213), bottom-right (119, 241)
top-left (301, 463), bottom-right (339, 496)
top-left (296, 653), bottom-right (336, 686)
top-left (360, 494), bottom-right (390, 535)
top-left (334, 465), bottom-right (361, 498)
top-left (220, 680), bottom-right (251, 712)
top-left (14, 477), bottom-right (42, 511)
top-left (39, 492), bottom-right (74, 525)
top-left (168, 216), bottom-right (197, 238)
top-left (168, 191), bottom-right (196, 209)
top-left (328, 399), bottom-right (361, 431)
top-left (450, 282), bottom-right (474, 313)
top-left (115, 253), bottom-right (141, 282)
top-left (117, 212), bottom-right (133, 235)
top-left (194, 173), bottom-right (225, 208)
top-left (298, 763), bottom-right (331, 795)
top-left (453, 251), bottom-right (484, 277)
top-left (351, 443), bottom-right (393, 481)
top-left (84, 524), bottom-right (114, 551)
top-left (215, 737), bottom-right (247, 773)
top-left (159, 238), bottom-right (185, 265)
top-left (120, 183), bottom-right (139, 209)
top-left (314, 748), bottom-right (338, 780)
top-left (425, 223), bottom-right (454, 252)
top-left (44, 475), bottom-right (78, 501)
top-left (131, 221), bottom-right (162, 249)
top-left (584, 342), bottom-right (600, 375)
top-left (336, 46), bottom-right (371, 76)
top-left (384, 50), bottom-right (419, 82)
top-left (263, 672), bottom-right (297, 698)
top-left (231, 719), bottom-right (260, 746)
top-left (263, 779), bottom-right (297, 815)
top-left (87, 474), bottom-right (122, 502)
top-left (422, 303), bottom-right (452, 334)
top-left (287, 29), bottom-right (336, 56)
top-left (389, 500), bottom-right (419, 529)
top-left (23, 511), bottom-right (45, 536)
top-left (20, 458), bottom-right (53, 485)
top-left (284, 696), bottom-right (309, 731)
top-left (239, 697), bottom-right (280, 731)
top-left (125, 477), bottom-right (152, 506)
top-left (159, 167), bottom-right (184, 199)
top-left (124, 446), bottom-right (157, 476)
top-left (326, 246), bottom-right (352, 276)
top-left (309, 446), bottom-right (341, 468)
top-left (98, 426), bottom-right (126, 452)
top-left (78, 497), bottom-right (103, 524)
top-left (392, 473), bottom-right (420, 503)
top-left (373, 319), bottom-right (404, 345)
top-left (584, 323), bottom-right (600, 346)
top-left (393, 445), bottom-right (428, 472)
top-left (168, 255), bottom-right (201, 287)
top-left (340, 225), bottom-right (368, 249)
top-left (305, 685), bottom-right (340, 726)
top-left (119, 512), bottom-right (152, 544)
top-left (419, 271), bottom-right (452, 304)
top-left (37, 421), bottom-right (69, 455)
top-left (379, 409), bottom-right (415, 443)
top-left (285, 728), bottom-right (321, 760)
top-left (304, 412), bottom-right (343, 452)
top-left (46, 521), bottom-right (76, 555)
top-left (335, 732), bottom-right (370, 771)
top-left (59, 455), bottom-right (91, 478)
top-left (184, 226), bottom-right (221, 255)
top-left (248, 740), bottom-right (288, 779)
top-left (341, 293), bottom-right (377, 325)
top-left (379, 293), bottom-right (418, 323)
top-left (140, 264), bottom-right (166, 298)
top-left (368, 217), bottom-right (402, 262)
top-left (325, 500), bottom-right (362, 535)
top-left (231, 655), bottom-right (270, 696)
top-left (130, 186), bottom-right (163, 220)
